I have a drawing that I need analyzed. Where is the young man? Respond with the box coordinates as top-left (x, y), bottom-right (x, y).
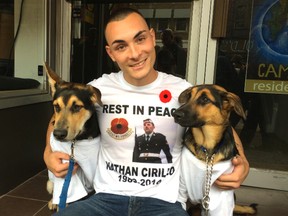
top-left (44, 8), bottom-right (249, 216)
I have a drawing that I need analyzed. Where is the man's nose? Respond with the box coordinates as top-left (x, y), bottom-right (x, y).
top-left (129, 45), bottom-right (140, 59)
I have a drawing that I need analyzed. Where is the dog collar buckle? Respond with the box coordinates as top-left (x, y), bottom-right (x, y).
top-left (200, 146), bottom-right (207, 153)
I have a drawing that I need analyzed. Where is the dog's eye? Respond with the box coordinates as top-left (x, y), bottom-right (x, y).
top-left (71, 104), bottom-right (83, 113)
top-left (199, 96), bottom-right (211, 105)
top-left (54, 104), bottom-right (61, 113)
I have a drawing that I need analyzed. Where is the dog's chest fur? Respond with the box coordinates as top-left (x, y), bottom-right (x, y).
top-left (184, 126), bottom-right (238, 163)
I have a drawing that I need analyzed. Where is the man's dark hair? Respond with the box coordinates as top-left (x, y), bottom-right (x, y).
top-left (105, 7), bottom-right (145, 31)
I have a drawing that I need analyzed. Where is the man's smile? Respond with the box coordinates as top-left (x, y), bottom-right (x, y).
top-left (130, 59), bottom-right (147, 68)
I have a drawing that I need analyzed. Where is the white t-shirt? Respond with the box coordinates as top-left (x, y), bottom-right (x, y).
top-left (49, 135), bottom-right (100, 204)
top-left (178, 147), bottom-right (235, 215)
top-left (89, 71), bottom-right (191, 203)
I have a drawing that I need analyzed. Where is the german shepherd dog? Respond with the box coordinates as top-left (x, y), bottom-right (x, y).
top-left (172, 84), bottom-right (256, 215)
top-left (44, 63), bottom-right (102, 210)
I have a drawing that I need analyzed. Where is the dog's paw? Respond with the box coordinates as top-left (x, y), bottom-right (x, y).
top-left (48, 199), bottom-right (58, 211)
top-left (234, 203), bottom-right (258, 215)
top-left (46, 180), bottom-right (54, 195)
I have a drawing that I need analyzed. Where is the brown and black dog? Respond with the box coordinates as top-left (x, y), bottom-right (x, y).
top-left (44, 63), bottom-right (102, 210)
top-left (45, 62), bottom-right (102, 141)
top-left (173, 84), bottom-right (256, 215)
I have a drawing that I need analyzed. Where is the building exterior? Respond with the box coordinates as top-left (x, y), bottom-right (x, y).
top-left (0, 0), bottom-right (287, 195)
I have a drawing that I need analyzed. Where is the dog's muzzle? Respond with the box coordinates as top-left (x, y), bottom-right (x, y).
top-left (53, 129), bottom-right (68, 140)
top-left (172, 108), bottom-right (205, 127)
top-left (172, 110), bottom-right (185, 124)
top-left (172, 109), bottom-right (192, 126)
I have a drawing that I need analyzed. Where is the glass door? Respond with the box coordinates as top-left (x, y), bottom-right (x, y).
top-left (215, 0), bottom-right (288, 191)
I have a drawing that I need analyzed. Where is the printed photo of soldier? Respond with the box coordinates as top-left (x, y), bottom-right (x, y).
top-left (133, 118), bottom-right (172, 163)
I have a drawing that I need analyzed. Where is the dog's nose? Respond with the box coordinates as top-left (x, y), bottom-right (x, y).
top-left (172, 110), bottom-right (184, 122)
top-left (53, 129), bottom-right (68, 140)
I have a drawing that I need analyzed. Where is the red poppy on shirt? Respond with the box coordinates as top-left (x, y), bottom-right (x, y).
top-left (111, 118), bottom-right (129, 134)
top-left (159, 90), bottom-right (172, 103)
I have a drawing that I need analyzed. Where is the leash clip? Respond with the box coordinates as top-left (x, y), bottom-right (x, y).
top-left (58, 139), bottom-right (76, 210)
top-left (70, 139), bottom-right (76, 160)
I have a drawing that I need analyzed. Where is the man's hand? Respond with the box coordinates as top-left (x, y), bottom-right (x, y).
top-left (44, 150), bottom-right (79, 178)
top-left (215, 128), bottom-right (250, 190)
top-left (215, 155), bottom-right (249, 189)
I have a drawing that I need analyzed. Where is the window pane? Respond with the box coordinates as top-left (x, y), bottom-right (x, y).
top-left (175, 18), bottom-right (188, 32)
top-left (158, 19), bottom-right (170, 32)
top-left (0, 0), bottom-right (46, 91)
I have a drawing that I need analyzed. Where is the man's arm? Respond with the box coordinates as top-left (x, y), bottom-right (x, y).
top-left (214, 128), bottom-right (249, 189)
top-left (43, 115), bottom-right (78, 178)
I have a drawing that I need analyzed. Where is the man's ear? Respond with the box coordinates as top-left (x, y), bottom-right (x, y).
top-left (105, 45), bottom-right (116, 62)
top-left (150, 28), bottom-right (156, 46)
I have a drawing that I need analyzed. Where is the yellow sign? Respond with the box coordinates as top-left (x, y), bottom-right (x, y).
top-left (245, 79), bottom-right (288, 94)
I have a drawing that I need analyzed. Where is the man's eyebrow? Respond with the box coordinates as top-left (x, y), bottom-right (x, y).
top-left (134, 30), bottom-right (147, 39)
top-left (111, 30), bottom-right (147, 45)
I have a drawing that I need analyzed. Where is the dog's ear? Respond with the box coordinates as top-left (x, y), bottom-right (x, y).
top-left (44, 62), bottom-right (63, 96)
top-left (178, 87), bottom-right (193, 104)
top-left (225, 92), bottom-right (246, 120)
top-left (88, 85), bottom-right (103, 107)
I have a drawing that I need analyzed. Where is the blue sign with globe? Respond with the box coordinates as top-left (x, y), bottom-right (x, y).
top-left (246, 0), bottom-right (288, 94)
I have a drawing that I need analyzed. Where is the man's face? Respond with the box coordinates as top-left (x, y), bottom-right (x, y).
top-left (143, 122), bottom-right (155, 134)
top-left (105, 12), bottom-right (157, 86)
